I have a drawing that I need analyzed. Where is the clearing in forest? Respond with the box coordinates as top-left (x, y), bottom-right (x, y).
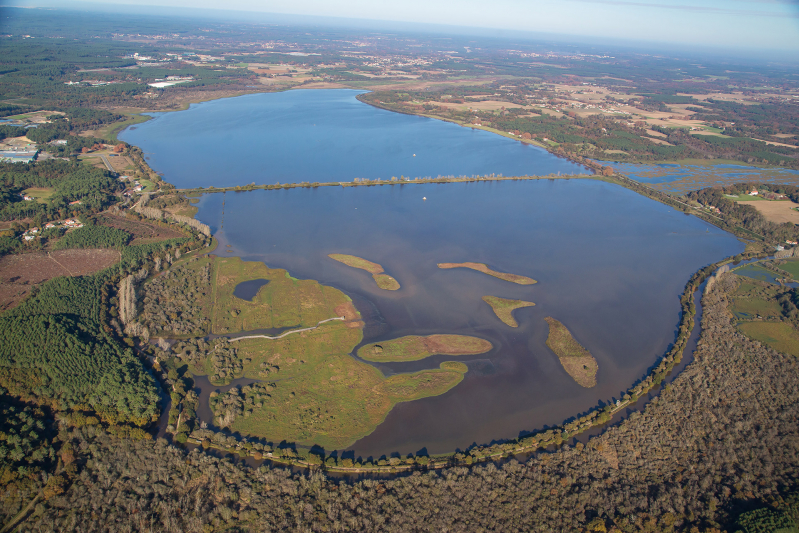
top-left (738, 321), bottom-right (799, 358)
top-left (328, 253), bottom-right (400, 290)
top-left (0, 249), bottom-right (120, 311)
top-left (98, 212), bottom-right (185, 245)
top-left (438, 262), bottom-right (537, 285)
top-left (544, 317), bottom-right (598, 388)
top-left (482, 296), bottom-right (535, 327)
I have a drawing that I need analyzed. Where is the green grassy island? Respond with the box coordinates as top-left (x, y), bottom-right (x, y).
top-left (438, 262), bottom-right (537, 285)
top-left (328, 253), bottom-right (401, 290)
top-left (358, 334), bottom-right (492, 362)
top-left (482, 296), bottom-right (536, 327)
top-left (544, 317), bottom-right (598, 388)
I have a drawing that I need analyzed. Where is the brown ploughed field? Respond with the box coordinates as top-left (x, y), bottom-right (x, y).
top-left (0, 249), bottom-right (120, 311)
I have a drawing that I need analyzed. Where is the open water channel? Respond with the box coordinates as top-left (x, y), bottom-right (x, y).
top-left (124, 89), bottom-right (744, 456)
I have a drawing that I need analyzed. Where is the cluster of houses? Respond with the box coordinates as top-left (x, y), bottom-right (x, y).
top-left (119, 175), bottom-right (145, 195)
top-left (21, 218), bottom-right (84, 241)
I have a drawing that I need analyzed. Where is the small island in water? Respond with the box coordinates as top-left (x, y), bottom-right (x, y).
top-left (544, 317), bottom-right (598, 388)
top-left (482, 296), bottom-right (536, 327)
top-left (358, 334), bottom-right (493, 362)
top-left (328, 253), bottom-right (401, 290)
top-left (438, 262), bottom-right (537, 285)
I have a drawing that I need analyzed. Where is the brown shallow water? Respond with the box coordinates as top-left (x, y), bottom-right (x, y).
top-left (194, 179), bottom-right (743, 456)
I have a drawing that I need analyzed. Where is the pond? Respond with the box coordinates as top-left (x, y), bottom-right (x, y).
top-left (232, 278), bottom-right (269, 301)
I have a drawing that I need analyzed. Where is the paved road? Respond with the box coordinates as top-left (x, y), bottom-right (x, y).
top-left (98, 154), bottom-right (114, 172)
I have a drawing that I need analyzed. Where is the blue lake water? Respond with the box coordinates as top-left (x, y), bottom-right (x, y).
top-left (119, 89), bottom-right (589, 187)
top-left (126, 89), bottom-right (745, 456)
top-left (195, 179), bottom-right (743, 456)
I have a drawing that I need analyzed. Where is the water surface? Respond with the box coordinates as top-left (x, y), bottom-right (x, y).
top-left (194, 179), bottom-right (743, 456)
top-left (119, 89), bottom-right (588, 188)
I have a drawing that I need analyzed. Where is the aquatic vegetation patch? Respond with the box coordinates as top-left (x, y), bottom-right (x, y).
top-left (328, 253), bottom-right (400, 291)
top-left (482, 296), bottom-right (535, 327)
top-left (544, 317), bottom-right (598, 388)
top-left (438, 262), bottom-right (537, 285)
top-left (358, 334), bottom-right (492, 362)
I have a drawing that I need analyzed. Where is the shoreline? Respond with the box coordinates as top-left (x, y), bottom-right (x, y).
top-left (101, 89), bottom-right (787, 472)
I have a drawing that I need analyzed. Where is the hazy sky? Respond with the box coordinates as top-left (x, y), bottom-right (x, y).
top-left (28, 0), bottom-right (799, 51)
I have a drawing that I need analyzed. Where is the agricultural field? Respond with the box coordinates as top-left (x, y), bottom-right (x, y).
top-left (482, 296), bottom-right (535, 327)
top-left (730, 277), bottom-right (784, 320)
top-left (732, 273), bottom-right (799, 358)
top-left (0, 248), bottom-right (120, 311)
top-left (737, 200), bottom-right (799, 225)
top-left (737, 322), bottom-right (799, 358)
top-left (777, 259), bottom-right (799, 280)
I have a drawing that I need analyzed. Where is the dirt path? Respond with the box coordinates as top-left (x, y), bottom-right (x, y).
top-left (228, 316), bottom-right (345, 342)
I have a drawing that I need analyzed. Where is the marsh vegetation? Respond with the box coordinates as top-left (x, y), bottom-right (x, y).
top-left (328, 253), bottom-right (400, 290)
top-left (438, 262), bottom-right (537, 285)
top-left (481, 295), bottom-right (535, 327)
top-left (358, 334), bottom-right (492, 362)
top-left (544, 317), bottom-right (599, 388)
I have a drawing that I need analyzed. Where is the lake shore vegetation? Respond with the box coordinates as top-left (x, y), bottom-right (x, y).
top-left (544, 317), bottom-right (599, 388)
top-left (328, 253), bottom-right (400, 290)
top-left (438, 262), bottom-right (537, 285)
top-left (358, 334), bottom-right (493, 362)
top-left (482, 296), bottom-right (536, 327)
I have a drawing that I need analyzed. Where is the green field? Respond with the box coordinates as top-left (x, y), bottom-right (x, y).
top-left (156, 256), bottom-right (471, 448)
top-left (21, 187), bottom-right (54, 202)
top-left (738, 321), bottom-right (799, 357)
top-left (358, 334), bottom-right (492, 362)
top-left (482, 296), bottom-right (535, 327)
top-left (731, 296), bottom-right (783, 320)
top-left (779, 260), bottom-right (799, 279)
top-left (212, 256), bottom-right (342, 333)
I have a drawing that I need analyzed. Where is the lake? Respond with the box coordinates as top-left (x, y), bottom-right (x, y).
top-left (127, 89), bottom-right (744, 457)
top-left (194, 179), bottom-right (742, 456)
top-left (119, 89), bottom-right (588, 187)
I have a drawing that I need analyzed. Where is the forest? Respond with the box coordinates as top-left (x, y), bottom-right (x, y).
top-left (0, 160), bottom-right (122, 224)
